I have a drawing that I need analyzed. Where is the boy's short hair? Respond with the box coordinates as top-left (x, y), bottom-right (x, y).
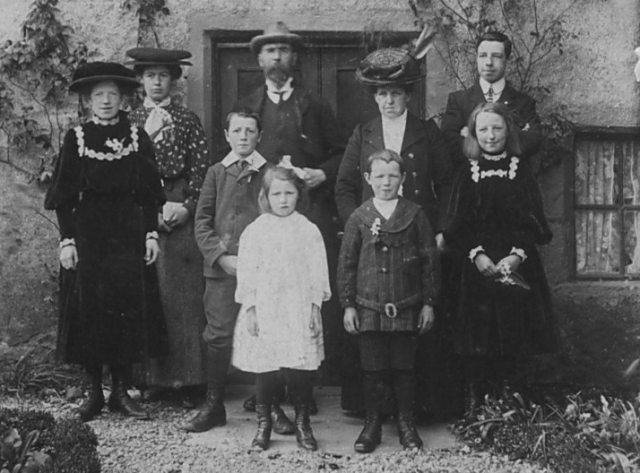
top-left (225, 107), bottom-right (262, 132)
top-left (476, 31), bottom-right (512, 58)
top-left (365, 149), bottom-right (405, 174)
top-left (258, 165), bottom-right (308, 214)
top-left (463, 101), bottom-right (523, 160)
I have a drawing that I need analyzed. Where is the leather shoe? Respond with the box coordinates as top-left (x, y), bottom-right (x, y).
top-left (77, 390), bottom-right (105, 422)
top-left (108, 388), bottom-right (149, 420)
top-left (271, 404), bottom-right (295, 435)
top-left (181, 402), bottom-right (225, 432)
top-left (354, 413), bottom-right (382, 453)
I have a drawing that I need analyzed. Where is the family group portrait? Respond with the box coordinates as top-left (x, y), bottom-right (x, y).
top-left (1, 0), bottom-right (640, 472)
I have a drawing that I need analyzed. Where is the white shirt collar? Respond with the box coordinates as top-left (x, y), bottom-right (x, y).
top-left (220, 150), bottom-right (267, 170)
top-left (372, 197), bottom-right (399, 220)
top-left (479, 77), bottom-right (506, 99)
top-left (380, 110), bottom-right (407, 154)
top-left (266, 77), bottom-right (294, 103)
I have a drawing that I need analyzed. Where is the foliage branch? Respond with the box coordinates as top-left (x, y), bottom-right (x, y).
top-left (0, 0), bottom-right (90, 180)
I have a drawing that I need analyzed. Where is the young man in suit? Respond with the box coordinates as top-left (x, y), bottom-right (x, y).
top-left (441, 31), bottom-right (542, 169)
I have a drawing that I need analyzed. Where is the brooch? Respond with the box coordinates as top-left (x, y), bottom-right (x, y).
top-left (370, 217), bottom-right (381, 236)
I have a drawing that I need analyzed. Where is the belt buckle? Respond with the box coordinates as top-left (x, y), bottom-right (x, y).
top-left (384, 302), bottom-right (398, 319)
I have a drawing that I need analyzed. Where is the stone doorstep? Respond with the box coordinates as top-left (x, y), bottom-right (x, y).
top-left (185, 385), bottom-right (459, 455)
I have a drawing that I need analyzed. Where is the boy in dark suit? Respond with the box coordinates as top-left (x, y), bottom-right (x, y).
top-left (338, 149), bottom-right (440, 452)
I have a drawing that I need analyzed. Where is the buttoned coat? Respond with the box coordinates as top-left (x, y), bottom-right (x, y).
top-left (337, 198), bottom-right (441, 332)
top-left (335, 113), bottom-right (453, 232)
top-left (194, 161), bottom-right (266, 279)
top-left (441, 81), bottom-right (542, 168)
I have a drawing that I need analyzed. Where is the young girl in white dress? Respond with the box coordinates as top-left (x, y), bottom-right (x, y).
top-left (232, 165), bottom-right (331, 452)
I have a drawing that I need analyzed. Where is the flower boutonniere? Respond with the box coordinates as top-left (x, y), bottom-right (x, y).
top-left (370, 217), bottom-right (381, 236)
top-left (105, 137), bottom-right (125, 153)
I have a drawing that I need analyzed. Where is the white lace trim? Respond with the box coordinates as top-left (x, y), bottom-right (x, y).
top-left (482, 151), bottom-right (508, 161)
top-left (74, 125), bottom-right (139, 161)
top-left (510, 246), bottom-right (527, 262)
top-left (468, 245), bottom-right (485, 262)
top-left (59, 238), bottom-right (76, 249)
top-left (471, 156), bottom-right (519, 182)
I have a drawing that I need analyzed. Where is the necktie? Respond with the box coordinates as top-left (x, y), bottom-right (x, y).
top-left (486, 86), bottom-right (494, 103)
top-left (274, 91), bottom-right (286, 104)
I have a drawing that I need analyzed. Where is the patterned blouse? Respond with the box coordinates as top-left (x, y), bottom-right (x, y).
top-left (129, 103), bottom-right (210, 214)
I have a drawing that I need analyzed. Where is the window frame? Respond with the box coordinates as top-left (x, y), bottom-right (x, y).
top-left (570, 126), bottom-right (640, 279)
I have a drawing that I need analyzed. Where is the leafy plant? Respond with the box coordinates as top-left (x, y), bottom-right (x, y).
top-left (121, 0), bottom-right (171, 47)
top-left (0, 428), bottom-right (52, 473)
top-left (0, 0), bottom-right (90, 179)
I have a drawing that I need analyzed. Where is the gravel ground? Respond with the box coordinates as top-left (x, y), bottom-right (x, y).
top-left (0, 394), bottom-right (551, 473)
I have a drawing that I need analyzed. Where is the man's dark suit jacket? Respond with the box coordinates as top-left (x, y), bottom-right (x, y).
top-left (441, 81), bottom-right (542, 168)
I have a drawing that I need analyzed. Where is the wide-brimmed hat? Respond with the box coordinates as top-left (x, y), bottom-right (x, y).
top-left (125, 48), bottom-right (192, 78)
top-left (250, 21), bottom-right (304, 54)
top-left (69, 62), bottom-right (139, 93)
top-left (355, 48), bottom-right (424, 87)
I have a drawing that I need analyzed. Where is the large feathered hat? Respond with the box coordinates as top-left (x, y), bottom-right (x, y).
top-left (355, 26), bottom-right (437, 86)
top-left (125, 47), bottom-right (192, 79)
top-left (250, 21), bottom-right (304, 54)
top-left (69, 62), bottom-right (139, 93)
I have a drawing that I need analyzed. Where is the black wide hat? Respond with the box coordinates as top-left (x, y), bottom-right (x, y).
top-left (125, 47), bottom-right (192, 78)
top-left (69, 62), bottom-right (139, 93)
top-left (355, 47), bottom-right (424, 86)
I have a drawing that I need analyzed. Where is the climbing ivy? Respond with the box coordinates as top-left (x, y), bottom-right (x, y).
top-left (121, 0), bottom-right (171, 47)
top-left (0, 0), bottom-right (90, 179)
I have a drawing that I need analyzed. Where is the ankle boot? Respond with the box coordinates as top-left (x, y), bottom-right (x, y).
top-left (181, 388), bottom-right (226, 432)
top-left (293, 404), bottom-right (317, 451)
top-left (181, 347), bottom-right (229, 432)
top-left (271, 403), bottom-right (295, 435)
top-left (251, 404), bottom-right (272, 450)
top-left (108, 367), bottom-right (149, 419)
top-left (354, 412), bottom-right (382, 453)
top-left (397, 411), bottom-right (423, 450)
top-left (243, 394), bottom-right (256, 412)
top-left (78, 366), bottom-right (104, 422)
top-left (393, 370), bottom-right (422, 450)
top-left (355, 372), bottom-right (384, 453)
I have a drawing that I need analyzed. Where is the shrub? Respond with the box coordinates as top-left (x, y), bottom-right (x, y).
top-left (0, 409), bottom-right (100, 473)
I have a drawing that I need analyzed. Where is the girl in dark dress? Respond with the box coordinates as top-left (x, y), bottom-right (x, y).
top-left (443, 102), bottom-right (557, 416)
top-left (45, 62), bottom-right (167, 421)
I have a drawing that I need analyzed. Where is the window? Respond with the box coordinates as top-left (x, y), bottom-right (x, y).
top-left (574, 128), bottom-right (640, 277)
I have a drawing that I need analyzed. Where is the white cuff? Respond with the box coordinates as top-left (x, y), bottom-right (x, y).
top-left (468, 245), bottom-right (485, 262)
top-left (510, 247), bottom-right (527, 262)
top-left (59, 238), bottom-right (76, 249)
top-left (145, 231), bottom-right (159, 240)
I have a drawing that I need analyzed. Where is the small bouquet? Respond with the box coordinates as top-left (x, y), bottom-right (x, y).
top-left (370, 217), bottom-right (381, 236)
top-left (495, 261), bottom-right (531, 291)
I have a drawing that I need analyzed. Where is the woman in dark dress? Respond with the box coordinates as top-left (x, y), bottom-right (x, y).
top-left (45, 62), bottom-right (167, 421)
top-left (443, 102), bottom-right (558, 416)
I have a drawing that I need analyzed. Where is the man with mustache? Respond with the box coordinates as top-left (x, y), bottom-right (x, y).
top-left (238, 21), bottom-right (345, 435)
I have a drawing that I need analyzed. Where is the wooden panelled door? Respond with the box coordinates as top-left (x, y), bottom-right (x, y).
top-left (208, 31), bottom-right (424, 160)
top-left (206, 31), bottom-right (424, 383)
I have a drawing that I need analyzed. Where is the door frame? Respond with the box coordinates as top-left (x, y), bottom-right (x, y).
top-left (203, 29), bottom-right (425, 160)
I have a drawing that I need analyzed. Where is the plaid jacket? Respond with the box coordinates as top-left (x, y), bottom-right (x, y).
top-left (338, 198), bottom-right (441, 332)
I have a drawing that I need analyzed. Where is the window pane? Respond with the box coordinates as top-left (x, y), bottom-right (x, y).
top-left (575, 210), bottom-right (619, 274)
top-left (624, 211), bottom-right (640, 274)
top-left (574, 140), bottom-right (617, 205)
top-left (622, 140), bottom-right (640, 205)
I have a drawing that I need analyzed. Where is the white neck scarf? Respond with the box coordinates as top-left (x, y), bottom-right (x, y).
top-left (143, 96), bottom-right (172, 143)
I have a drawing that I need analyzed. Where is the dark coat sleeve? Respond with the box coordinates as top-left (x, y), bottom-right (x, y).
top-left (443, 166), bottom-right (476, 254)
top-left (440, 91), bottom-right (467, 169)
top-left (313, 98), bottom-right (345, 187)
top-left (416, 209), bottom-right (441, 305)
top-left (424, 119), bottom-right (454, 232)
top-left (44, 129), bottom-right (81, 240)
top-left (335, 124), bottom-right (364, 224)
top-left (337, 212), bottom-right (362, 308)
top-left (516, 94), bottom-right (543, 156)
top-left (135, 129), bottom-right (166, 233)
top-left (194, 165), bottom-right (226, 270)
